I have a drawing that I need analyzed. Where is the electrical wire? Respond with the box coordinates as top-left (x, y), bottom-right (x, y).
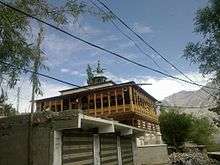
top-left (0, 1), bottom-right (219, 91)
top-left (95, 0), bottom-right (218, 100)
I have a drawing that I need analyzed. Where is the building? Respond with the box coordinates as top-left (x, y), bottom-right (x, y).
top-left (0, 111), bottom-right (144, 165)
top-left (36, 80), bottom-right (159, 130)
top-left (35, 63), bottom-right (161, 145)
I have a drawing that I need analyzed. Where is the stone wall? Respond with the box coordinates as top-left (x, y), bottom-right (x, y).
top-left (137, 144), bottom-right (169, 165)
top-left (0, 115), bottom-right (29, 165)
top-left (0, 111), bottom-right (78, 165)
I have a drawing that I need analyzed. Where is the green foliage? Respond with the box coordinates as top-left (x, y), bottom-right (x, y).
top-left (189, 117), bottom-right (217, 145)
top-left (96, 60), bottom-right (104, 74)
top-left (0, 0), bottom-right (113, 91)
top-left (0, 89), bottom-right (16, 116)
top-left (183, 0), bottom-right (220, 104)
top-left (159, 109), bottom-right (217, 148)
top-left (159, 109), bottom-right (193, 148)
top-left (86, 64), bottom-right (94, 85)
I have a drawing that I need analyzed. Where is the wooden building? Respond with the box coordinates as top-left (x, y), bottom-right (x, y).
top-left (36, 81), bottom-right (159, 130)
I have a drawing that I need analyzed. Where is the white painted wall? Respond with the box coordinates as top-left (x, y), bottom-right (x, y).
top-left (53, 131), bottom-right (62, 165)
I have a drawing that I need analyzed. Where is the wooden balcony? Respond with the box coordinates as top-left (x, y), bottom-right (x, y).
top-left (36, 84), bottom-right (158, 128)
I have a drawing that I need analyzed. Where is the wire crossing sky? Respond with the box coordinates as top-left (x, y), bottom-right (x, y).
top-left (0, 0), bottom-right (217, 90)
top-left (0, 0), bottom-right (214, 112)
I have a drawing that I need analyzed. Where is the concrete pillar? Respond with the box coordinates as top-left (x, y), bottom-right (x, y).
top-left (93, 134), bottom-right (100, 165)
top-left (117, 136), bottom-right (122, 165)
top-left (132, 137), bottom-right (138, 165)
top-left (53, 131), bottom-right (62, 165)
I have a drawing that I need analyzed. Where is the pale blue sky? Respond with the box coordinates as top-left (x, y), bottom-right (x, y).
top-left (39, 0), bottom-right (208, 85)
top-left (7, 0), bottom-right (212, 112)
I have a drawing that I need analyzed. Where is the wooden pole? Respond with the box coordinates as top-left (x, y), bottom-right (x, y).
top-left (29, 24), bottom-right (44, 165)
top-left (61, 99), bottom-right (63, 111)
top-left (115, 90), bottom-right (118, 112)
top-left (122, 88), bottom-right (125, 112)
top-left (101, 93), bottom-right (103, 115)
top-left (94, 93), bottom-right (96, 116)
top-left (108, 92), bottom-right (111, 114)
top-left (129, 87), bottom-right (134, 112)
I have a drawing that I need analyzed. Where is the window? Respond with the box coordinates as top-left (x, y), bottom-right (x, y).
top-left (89, 100), bottom-right (94, 109)
top-left (51, 105), bottom-right (55, 111)
top-left (96, 98), bottom-right (101, 108)
top-left (56, 104), bottom-right (61, 112)
top-left (117, 94), bottom-right (123, 105)
top-left (110, 95), bottom-right (115, 106)
top-left (124, 89), bottom-right (130, 104)
top-left (81, 96), bottom-right (88, 110)
top-left (63, 98), bottom-right (69, 110)
top-left (103, 96), bottom-right (108, 107)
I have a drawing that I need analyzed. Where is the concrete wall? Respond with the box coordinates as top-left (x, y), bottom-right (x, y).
top-left (0, 112), bottom-right (78, 165)
top-left (32, 125), bottom-right (54, 165)
top-left (0, 115), bottom-right (54, 165)
top-left (0, 115), bottom-right (29, 165)
top-left (137, 144), bottom-right (169, 165)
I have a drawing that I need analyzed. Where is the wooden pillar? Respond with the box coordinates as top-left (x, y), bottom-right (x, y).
top-left (101, 93), bottom-right (103, 115)
top-left (94, 93), bottom-right (97, 116)
top-left (49, 100), bottom-right (52, 111)
top-left (69, 97), bottom-right (71, 110)
top-left (78, 97), bottom-right (81, 110)
top-left (54, 100), bottom-right (57, 112)
top-left (115, 90), bottom-right (118, 112)
top-left (61, 99), bottom-right (63, 111)
top-left (129, 86), bottom-right (134, 112)
top-left (122, 89), bottom-right (125, 112)
top-left (108, 92), bottom-right (111, 114)
top-left (134, 90), bottom-right (138, 112)
top-left (88, 95), bottom-right (90, 112)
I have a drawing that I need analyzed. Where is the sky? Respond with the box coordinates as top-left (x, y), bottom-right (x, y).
top-left (4, 0), bottom-right (212, 113)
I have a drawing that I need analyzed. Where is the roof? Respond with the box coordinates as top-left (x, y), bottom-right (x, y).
top-left (35, 81), bottom-right (157, 102)
top-left (59, 80), bottom-right (116, 94)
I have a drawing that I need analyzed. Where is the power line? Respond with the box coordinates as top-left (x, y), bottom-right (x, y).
top-left (161, 105), bottom-right (215, 109)
top-left (0, 1), bottom-right (219, 91)
top-left (89, 0), bottom-right (169, 74)
top-left (95, 0), bottom-right (218, 99)
top-left (0, 60), bottom-right (81, 88)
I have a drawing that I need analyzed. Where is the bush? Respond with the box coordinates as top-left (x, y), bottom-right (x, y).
top-left (159, 109), bottom-right (217, 148)
top-left (159, 109), bottom-right (193, 149)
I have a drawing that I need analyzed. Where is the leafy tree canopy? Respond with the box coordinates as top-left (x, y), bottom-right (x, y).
top-left (183, 0), bottom-right (220, 104)
top-left (159, 109), bottom-right (217, 148)
top-left (0, 0), bottom-right (113, 89)
top-left (0, 89), bottom-right (16, 116)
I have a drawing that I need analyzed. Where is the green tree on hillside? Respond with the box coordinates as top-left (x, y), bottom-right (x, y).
top-left (159, 109), bottom-right (193, 149)
top-left (159, 109), bottom-right (217, 148)
top-left (189, 117), bottom-right (217, 145)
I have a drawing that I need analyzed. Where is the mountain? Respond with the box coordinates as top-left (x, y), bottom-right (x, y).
top-left (162, 82), bottom-right (219, 120)
top-left (163, 82), bottom-right (217, 108)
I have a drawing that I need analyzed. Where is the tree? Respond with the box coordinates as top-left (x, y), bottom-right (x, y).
top-left (0, 0), bottom-right (113, 91)
top-left (159, 108), bottom-right (217, 148)
top-left (96, 60), bottom-right (104, 74)
top-left (189, 117), bottom-right (217, 145)
top-left (86, 64), bottom-right (94, 85)
top-left (159, 109), bottom-right (193, 149)
top-left (0, 89), bottom-right (16, 116)
top-left (183, 0), bottom-right (220, 106)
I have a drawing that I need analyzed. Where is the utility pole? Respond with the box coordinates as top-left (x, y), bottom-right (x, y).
top-left (16, 87), bottom-right (20, 114)
top-left (28, 24), bottom-right (44, 165)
